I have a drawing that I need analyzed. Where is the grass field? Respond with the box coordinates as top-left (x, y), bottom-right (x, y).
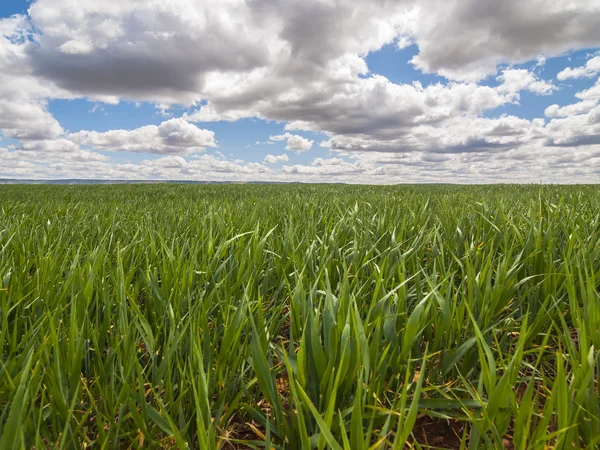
top-left (0, 184), bottom-right (599, 449)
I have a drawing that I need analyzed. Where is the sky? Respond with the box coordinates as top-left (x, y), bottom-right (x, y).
top-left (1, 0), bottom-right (600, 183)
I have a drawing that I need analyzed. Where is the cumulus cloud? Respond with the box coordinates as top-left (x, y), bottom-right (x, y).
top-left (270, 133), bottom-right (314, 152)
top-left (183, 102), bottom-right (259, 122)
top-left (274, 143), bottom-right (600, 183)
top-left (285, 135), bottom-right (314, 152)
top-left (497, 69), bottom-right (556, 95)
top-left (575, 77), bottom-right (600, 101)
top-left (145, 154), bottom-right (271, 175)
top-left (0, 100), bottom-right (64, 140)
top-left (283, 157), bottom-right (367, 176)
top-left (25, 0), bottom-right (600, 94)
top-left (544, 105), bottom-right (600, 147)
top-left (69, 118), bottom-right (216, 154)
top-left (545, 100), bottom-right (598, 117)
top-left (403, 0), bottom-right (600, 81)
top-left (0, 141), bottom-right (109, 181)
top-left (323, 115), bottom-right (547, 155)
top-left (25, 0), bottom-right (279, 105)
top-left (272, 77), bottom-right (515, 142)
top-left (0, 150), bottom-right (273, 181)
top-left (1, 0), bottom-right (600, 183)
top-left (19, 0), bottom-right (593, 108)
top-left (0, 16), bottom-right (70, 140)
top-left (20, 0), bottom-right (404, 107)
top-left (263, 154), bottom-right (289, 164)
top-left (18, 138), bottom-right (81, 154)
top-left (557, 56), bottom-right (600, 80)
top-left (3, 138), bottom-right (600, 183)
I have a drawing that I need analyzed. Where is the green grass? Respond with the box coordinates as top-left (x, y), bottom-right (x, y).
top-left (0, 184), bottom-right (598, 449)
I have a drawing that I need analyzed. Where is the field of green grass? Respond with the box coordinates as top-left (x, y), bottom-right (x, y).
top-left (0, 184), bottom-right (599, 449)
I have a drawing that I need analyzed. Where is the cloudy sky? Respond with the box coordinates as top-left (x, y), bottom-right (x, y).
top-left (1, 0), bottom-right (600, 183)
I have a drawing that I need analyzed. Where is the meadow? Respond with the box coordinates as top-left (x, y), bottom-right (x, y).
top-left (0, 184), bottom-right (598, 449)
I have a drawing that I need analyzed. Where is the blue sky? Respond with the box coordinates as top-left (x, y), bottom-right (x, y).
top-left (0, 0), bottom-right (30, 17)
top-left (1, 0), bottom-right (600, 182)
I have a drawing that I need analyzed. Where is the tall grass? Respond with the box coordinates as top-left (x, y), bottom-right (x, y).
top-left (0, 184), bottom-right (598, 449)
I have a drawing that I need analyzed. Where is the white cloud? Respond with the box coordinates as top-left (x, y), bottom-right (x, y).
top-left (544, 105), bottom-right (600, 146)
top-left (0, 150), bottom-right (274, 181)
top-left (143, 154), bottom-right (271, 175)
top-left (59, 40), bottom-right (95, 55)
top-left (69, 118), bottom-right (216, 154)
top-left (21, 0), bottom-right (596, 104)
top-left (1, 1), bottom-right (600, 183)
top-left (270, 133), bottom-right (314, 152)
top-left (285, 135), bottom-right (313, 152)
top-left (323, 114), bottom-right (547, 155)
top-left (282, 157), bottom-right (367, 176)
top-left (545, 100), bottom-right (598, 117)
top-left (557, 56), bottom-right (600, 80)
top-left (269, 133), bottom-right (292, 142)
top-left (396, 35), bottom-right (414, 50)
top-left (575, 77), bottom-right (600, 101)
top-left (275, 143), bottom-right (600, 183)
top-left (18, 138), bottom-right (80, 153)
top-left (272, 76), bottom-right (514, 142)
top-left (0, 142), bottom-right (109, 178)
top-left (183, 102), bottom-right (259, 122)
top-left (0, 100), bottom-right (64, 140)
top-left (497, 69), bottom-right (556, 95)
top-left (403, 0), bottom-right (600, 81)
top-left (3, 138), bottom-right (600, 183)
top-left (25, 0), bottom-right (279, 105)
top-left (0, 16), bottom-right (71, 140)
top-left (535, 55), bottom-right (546, 67)
top-left (263, 154), bottom-right (289, 164)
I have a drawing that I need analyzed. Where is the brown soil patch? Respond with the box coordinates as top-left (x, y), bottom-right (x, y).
top-left (410, 416), bottom-right (467, 449)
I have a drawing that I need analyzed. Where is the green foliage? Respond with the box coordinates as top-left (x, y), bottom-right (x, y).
top-left (0, 184), bottom-right (598, 449)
